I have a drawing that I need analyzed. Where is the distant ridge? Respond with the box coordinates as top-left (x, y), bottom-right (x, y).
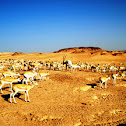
top-left (12, 52), bottom-right (25, 56)
top-left (53, 47), bottom-right (102, 53)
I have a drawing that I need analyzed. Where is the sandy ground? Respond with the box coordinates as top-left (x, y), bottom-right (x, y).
top-left (0, 49), bottom-right (126, 126)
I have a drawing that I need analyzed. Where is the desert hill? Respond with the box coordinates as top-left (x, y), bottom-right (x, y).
top-left (53, 47), bottom-right (103, 53)
top-left (0, 47), bottom-right (125, 57)
top-left (11, 52), bottom-right (25, 56)
top-left (53, 47), bottom-right (126, 56)
top-left (0, 47), bottom-right (126, 64)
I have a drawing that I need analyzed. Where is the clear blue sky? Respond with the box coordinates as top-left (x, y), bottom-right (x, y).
top-left (0, 0), bottom-right (126, 53)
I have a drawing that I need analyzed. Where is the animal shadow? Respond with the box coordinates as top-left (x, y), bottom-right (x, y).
top-left (1, 94), bottom-right (10, 102)
top-left (2, 87), bottom-right (10, 92)
top-left (122, 79), bottom-right (126, 81)
top-left (118, 124), bottom-right (126, 126)
top-left (86, 83), bottom-right (97, 88)
top-left (96, 81), bottom-right (101, 83)
top-left (1, 93), bottom-right (22, 103)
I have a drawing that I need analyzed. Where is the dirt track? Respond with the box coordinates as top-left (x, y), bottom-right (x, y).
top-left (0, 50), bottom-right (126, 126)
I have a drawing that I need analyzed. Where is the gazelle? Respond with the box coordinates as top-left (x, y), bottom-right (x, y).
top-left (63, 55), bottom-right (72, 70)
top-left (99, 65), bottom-right (107, 73)
top-left (24, 71), bottom-right (37, 84)
top-left (11, 64), bottom-right (21, 72)
top-left (10, 81), bottom-right (38, 104)
top-left (85, 64), bottom-right (91, 71)
top-left (99, 77), bottom-right (111, 89)
top-left (45, 62), bottom-right (51, 70)
top-left (22, 78), bottom-right (32, 85)
top-left (0, 77), bottom-right (21, 94)
top-left (91, 64), bottom-right (97, 72)
top-left (119, 66), bottom-right (125, 71)
top-left (50, 62), bottom-right (57, 70)
top-left (55, 62), bottom-right (63, 71)
top-left (109, 66), bottom-right (118, 73)
top-left (39, 72), bottom-right (49, 81)
top-left (69, 64), bottom-right (80, 72)
top-left (0, 65), bottom-right (5, 70)
top-left (79, 63), bottom-right (86, 71)
top-left (112, 73), bottom-right (118, 85)
top-left (121, 72), bottom-right (126, 78)
top-left (3, 71), bottom-right (20, 78)
top-left (32, 62), bottom-right (42, 72)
